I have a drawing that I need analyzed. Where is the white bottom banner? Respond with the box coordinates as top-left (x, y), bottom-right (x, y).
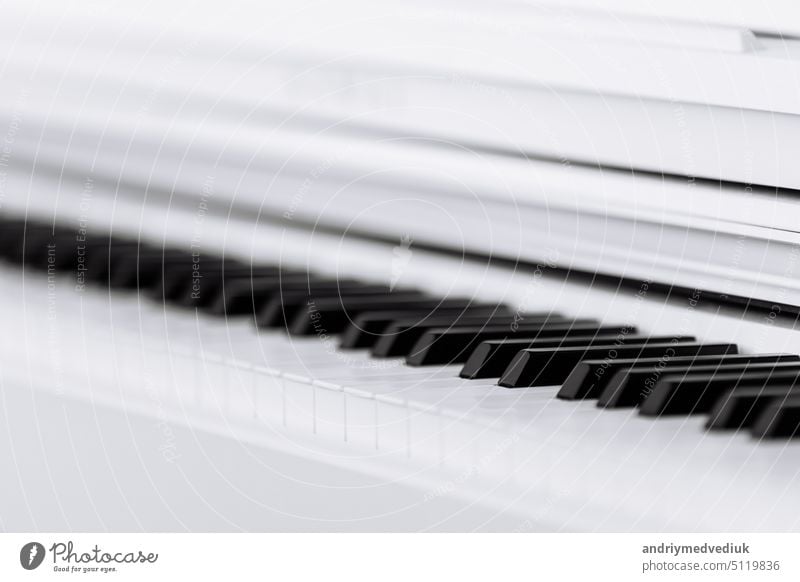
top-left (1, 533), bottom-right (797, 581)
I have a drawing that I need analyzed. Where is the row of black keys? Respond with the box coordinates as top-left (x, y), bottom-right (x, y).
top-left (4, 216), bottom-right (800, 439)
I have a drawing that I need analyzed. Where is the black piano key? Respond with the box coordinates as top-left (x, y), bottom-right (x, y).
top-left (462, 328), bottom-right (675, 380)
top-left (288, 295), bottom-right (473, 335)
top-left (5, 225), bottom-right (71, 266)
top-left (404, 320), bottom-right (601, 366)
top-left (460, 335), bottom-right (686, 379)
top-left (22, 225), bottom-right (115, 274)
top-left (257, 285), bottom-right (404, 329)
top-left (365, 311), bottom-right (560, 356)
top-left (750, 396), bottom-right (800, 439)
top-left (498, 342), bottom-right (736, 388)
top-left (338, 306), bottom-right (513, 349)
top-left (177, 265), bottom-right (303, 308)
top-left (148, 256), bottom-right (226, 301)
top-left (706, 386), bottom-right (800, 430)
top-left (639, 368), bottom-right (800, 416)
top-left (0, 218), bottom-right (27, 260)
top-left (371, 314), bottom-right (568, 359)
top-left (0, 221), bottom-right (42, 262)
top-left (166, 260), bottom-right (248, 304)
top-left (73, 236), bottom-right (111, 286)
top-left (598, 354), bottom-right (800, 409)
top-left (209, 274), bottom-right (343, 316)
top-left (644, 367), bottom-right (800, 417)
top-left (152, 259), bottom-right (293, 305)
top-left (558, 343), bottom-right (771, 402)
top-left (109, 249), bottom-right (192, 290)
top-left (29, 231), bottom-right (87, 270)
top-left (85, 239), bottom-right (146, 283)
top-left (62, 232), bottom-right (128, 276)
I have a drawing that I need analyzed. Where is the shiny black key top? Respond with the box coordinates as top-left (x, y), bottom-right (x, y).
top-left (257, 285), bottom-right (401, 328)
top-left (707, 386), bottom-right (800, 430)
top-left (339, 306), bottom-right (513, 349)
top-left (372, 314), bottom-right (568, 359)
top-left (210, 274), bottom-right (344, 316)
top-left (0, 222), bottom-right (46, 262)
top-left (289, 295), bottom-right (469, 335)
top-left (85, 239), bottom-right (146, 284)
top-left (9, 225), bottom-right (71, 266)
top-left (559, 341), bottom-right (771, 401)
top-left (461, 327), bottom-right (661, 379)
top-left (149, 256), bottom-right (226, 301)
top-left (640, 367), bottom-right (800, 416)
top-left (0, 218), bottom-right (27, 260)
top-left (499, 342), bottom-right (736, 388)
top-left (598, 354), bottom-right (800, 408)
top-left (154, 259), bottom-right (293, 304)
top-left (109, 249), bottom-right (191, 290)
top-left (178, 265), bottom-right (302, 308)
top-left (73, 235), bottom-right (104, 283)
top-left (64, 233), bottom-right (133, 277)
top-left (369, 312), bottom-right (564, 357)
top-left (751, 396), bottom-right (800, 438)
top-left (461, 336), bottom-right (688, 379)
top-left (27, 232), bottom-right (84, 270)
top-left (404, 320), bottom-right (598, 366)
top-left (184, 264), bottom-right (304, 310)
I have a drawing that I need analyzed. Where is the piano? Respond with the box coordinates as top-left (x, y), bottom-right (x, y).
top-left (1, 0), bottom-right (800, 532)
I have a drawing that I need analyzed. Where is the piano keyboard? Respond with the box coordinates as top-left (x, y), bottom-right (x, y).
top-left (4, 209), bottom-right (800, 531)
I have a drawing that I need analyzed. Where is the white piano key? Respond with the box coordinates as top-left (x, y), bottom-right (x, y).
top-left (253, 367), bottom-right (286, 427)
top-left (226, 362), bottom-right (258, 420)
top-left (408, 406), bottom-right (446, 467)
top-left (441, 415), bottom-right (482, 471)
top-left (313, 384), bottom-right (347, 442)
top-left (375, 395), bottom-right (410, 458)
top-left (343, 393), bottom-right (378, 449)
top-left (282, 373), bottom-right (316, 434)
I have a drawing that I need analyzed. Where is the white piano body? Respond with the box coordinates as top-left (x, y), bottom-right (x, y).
top-left (0, 0), bottom-right (799, 531)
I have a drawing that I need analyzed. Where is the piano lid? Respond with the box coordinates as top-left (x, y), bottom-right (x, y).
top-left (522, 0), bottom-right (800, 40)
top-left (1, 0), bottom-right (799, 308)
top-left (1, 0), bottom-right (799, 188)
